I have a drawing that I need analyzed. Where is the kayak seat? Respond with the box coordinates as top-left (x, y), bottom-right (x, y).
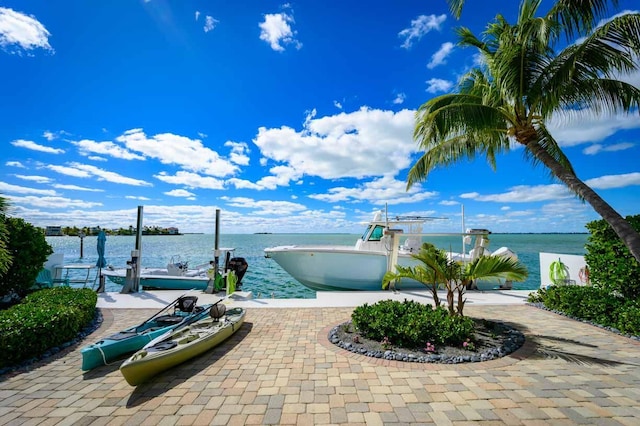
top-left (148, 341), bottom-right (178, 352)
top-left (177, 296), bottom-right (198, 313)
top-left (210, 303), bottom-right (227, 321)
top-left (155, 315), bottom-right (185, 326)
top-left (105, 331), bottom-right (139, 341)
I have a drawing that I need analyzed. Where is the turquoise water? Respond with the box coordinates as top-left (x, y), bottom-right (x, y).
top-left (46, 233), bottom-right (588, 298)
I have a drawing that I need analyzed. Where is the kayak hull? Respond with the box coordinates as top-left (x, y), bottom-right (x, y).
top-left (81, 296), bottom-right (211, 371)
top-left (120, 307), bottom-right (246, 386)
top-left (81, 329), bottom-right (169, 371)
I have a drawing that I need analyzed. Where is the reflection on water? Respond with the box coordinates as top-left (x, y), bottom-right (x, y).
top-left (47, 233), bottom-right (587, 299)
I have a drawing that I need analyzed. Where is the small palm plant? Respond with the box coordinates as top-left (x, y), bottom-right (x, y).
top-left (384, 245), bottom-right (528, 316)
top-left (383, 243), bottom-right (446, 306)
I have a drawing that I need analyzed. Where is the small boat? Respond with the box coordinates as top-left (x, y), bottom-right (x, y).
top-left (102, 253), bottom-right (248, 291)
top-left (120, 303), bottom-right (246, 386)
top-left (81, 295), bottom-right (212, 371)
top-left (264, 210), bottom-right (518, 291)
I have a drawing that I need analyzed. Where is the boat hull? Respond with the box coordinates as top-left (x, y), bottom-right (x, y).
top-left (120, 307), bottom-right (246, 386)
top-left (102, 269), bottom-right (211, 290)
top-left (265, 246), bottom-right (508, 291)
top-left (265, 246), bottom-right (426, 291)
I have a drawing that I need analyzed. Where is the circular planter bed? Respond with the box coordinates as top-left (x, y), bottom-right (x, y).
top-left (329, 317), bottom-right (525, 364)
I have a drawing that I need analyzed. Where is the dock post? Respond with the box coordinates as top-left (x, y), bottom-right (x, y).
top-left (121, 206), bottom-right (143, 293)
top-left (79, 231), bottom-right (85, 258)
top-left (205, 209), bottom-right (221, 294)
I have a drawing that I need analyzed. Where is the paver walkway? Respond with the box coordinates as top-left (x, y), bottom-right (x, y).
top-left (1, 304), bottom-right (640, 425)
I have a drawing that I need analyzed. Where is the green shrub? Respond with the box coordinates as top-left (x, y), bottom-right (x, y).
top-left (0, 197), bottom-right (10, 276)
top-left (615, 302), bottom-right (640, 336)
top-left (0, 287), bottom-right (97, 368)
top-left (351, 299), bottom-right (475, 348)
top-left (544, 285), bottom-right (622, 325)
top-left (529, 285), bottom-right (640, 336)
top-left (0, 216), bottom-right (53, 298)
top-left (585, 215), bottom-right (640, 301)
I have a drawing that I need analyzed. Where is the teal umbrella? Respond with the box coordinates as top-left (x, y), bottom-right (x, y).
top-left (96, 231), bottom-right (107, 269)
top-left (96, 230), bottom-right (107, 291)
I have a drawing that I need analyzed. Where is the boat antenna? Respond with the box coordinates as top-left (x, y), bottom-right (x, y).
top-left (385, 203), bottom-right (389, 227)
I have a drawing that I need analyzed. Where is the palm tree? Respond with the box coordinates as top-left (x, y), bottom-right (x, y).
top-left (382, 243), bottom-right (447, 306)
top-left (409, 0), bottom-right (640, 263)
top-left (383, 245), bottom-right (528, 316)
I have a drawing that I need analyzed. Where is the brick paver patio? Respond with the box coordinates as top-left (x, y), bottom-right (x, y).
top-left (1, 304), bottom-right (639, 425)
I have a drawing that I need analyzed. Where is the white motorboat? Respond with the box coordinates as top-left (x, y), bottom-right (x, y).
top-left (264, 211), bottom-right (518, 291)
top-left (103, 253), bottom-right (248, 291)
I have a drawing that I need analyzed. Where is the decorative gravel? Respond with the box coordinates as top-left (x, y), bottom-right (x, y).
top-left (328, 318), bottom-right (525, 364)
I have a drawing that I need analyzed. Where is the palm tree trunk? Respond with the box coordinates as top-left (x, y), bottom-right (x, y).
top-left (446, 287), bottom-right (455, 315)
top-left (527, 142), bottom-right (640, 263)
top-left (430, 284), bottom-right (440, 307)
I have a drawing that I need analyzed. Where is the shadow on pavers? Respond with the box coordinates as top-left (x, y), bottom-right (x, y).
top-left (469, 315), bottom-right (635, 368)
top-left (125, 322), bottom-right (254, 408)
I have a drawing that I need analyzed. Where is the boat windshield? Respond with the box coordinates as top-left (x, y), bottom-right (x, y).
top-left (361, 225), bottom-right (372, 241)
top-left (368, 225), bottom-right (385, 241)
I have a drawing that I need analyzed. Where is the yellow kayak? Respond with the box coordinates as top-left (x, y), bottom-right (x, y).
top-left (120, 305), bottom-right (246, 386)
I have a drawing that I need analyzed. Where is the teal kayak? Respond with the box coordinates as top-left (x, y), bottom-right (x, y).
top-left (120, 304), bottom-right (245, 386)
top-left (81, 295), bottom-right (211, 371)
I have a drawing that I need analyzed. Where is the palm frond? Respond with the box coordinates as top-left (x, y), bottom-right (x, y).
top-left (547, 0), bottom-right (619, 40)
top-left (455, 26), bottom-right (489, 53)
top-left (415, 99), bottom-right (510, 143)
top-left (410, 90), bottom-right (513, 188)
top-left (466, 256), bottom-right (529, 282)
top-left (536, 13), bottom-right (640, 116)
top-left (447, 0), bottom-right (465, 19)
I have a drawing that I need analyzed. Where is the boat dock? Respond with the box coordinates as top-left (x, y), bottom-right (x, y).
top-left (97, 288), bottom-right (534, 309)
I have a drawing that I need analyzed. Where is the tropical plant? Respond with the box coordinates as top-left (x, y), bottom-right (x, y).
top-left (351, 299), bottom-right (475, 347)
top-left (382, 242), bottom-right (446, 306)
top-left (0, 217), bottom-right (53, 298)
top-left (383, 245), bottom-right (528, 316)
top-left (409, 0), bottom-right (640, 263)
top-left (0, 196), bottom-right (11, 276)
top-left (585, 215), bottom-right (640, 300)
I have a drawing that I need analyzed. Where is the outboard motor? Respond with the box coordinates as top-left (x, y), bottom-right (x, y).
top-left (228, 257), bottom-right (248, 288)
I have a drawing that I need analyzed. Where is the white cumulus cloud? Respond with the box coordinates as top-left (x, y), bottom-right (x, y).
top-left (259, 11), bottom-right (301, 51)
top-left (253, 107), bottom-right (417, 186)
top-left (0, 7), bottom-right (53, 54)
top-left (426, 78), bottom-right (453, 93)
top-left (164, 189), bottom-right (196, 199)
top-left (427, 42), bottom-right (454, 69)
top-left (11, 139), bottom-right (64, 154)
top-left (204, 16), bottom-right (218, 33)
top-left (398, 14), bottom-right (446, 49)
top-left (582, 142), bottom-right (634, 155)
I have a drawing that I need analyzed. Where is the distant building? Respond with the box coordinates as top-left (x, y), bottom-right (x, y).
top-left (167, 227), bottom-right (180, 235)
top-left (45, 226), bottom-right (64, 236)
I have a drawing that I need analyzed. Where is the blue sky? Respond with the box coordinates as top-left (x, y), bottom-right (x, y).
top-left (1, 0), bottom-right (639, 234)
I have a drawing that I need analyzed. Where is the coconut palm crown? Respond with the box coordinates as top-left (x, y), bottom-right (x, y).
top-left (409, 0), bottom-right (640, 262)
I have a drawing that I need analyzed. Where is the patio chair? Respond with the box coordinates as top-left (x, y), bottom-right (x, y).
top-left (34, 269), bottom-right (70, 289)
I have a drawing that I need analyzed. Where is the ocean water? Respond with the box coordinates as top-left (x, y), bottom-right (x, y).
top-left (46, 233), bottom-right (588, 298)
